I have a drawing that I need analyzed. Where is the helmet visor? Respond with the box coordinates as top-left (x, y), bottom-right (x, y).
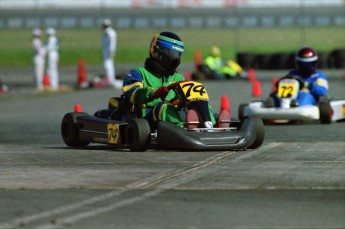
top-left (296, 60), bottom-right (317, 75)
top-left (158, 46), bottom-right (182, 60)
top-left (156, 35), bottom-right (184, 60)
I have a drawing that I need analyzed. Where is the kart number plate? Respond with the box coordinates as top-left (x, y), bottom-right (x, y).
top-left (277, 81), bottom-right (298, 98)
top-left (107, 124), bottom-right (120, 144)
top-left (179, 81), bottom-right (209, 102)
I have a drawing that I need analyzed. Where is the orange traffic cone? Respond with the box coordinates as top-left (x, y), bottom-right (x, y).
top-left (74, 103), bottom-right (82, 112)
top-left (272, 76), bottom-right (279, 92)
top-left (184, 70), bottom-right (191, 81)
top-left (220, 95), bottom-right (230, 112)
top-left (220, 95), bottom-right (231, 119)
top-left (247, 68), bottom-right (256, 82)
top-left (194, 49), bottom-right (203, 70)
top-left (252, 79), bottom-right (262, 97)
top-left (78, 59), bottom-right (88, 88)
top-left (43, 72), bottom-right (50, 87)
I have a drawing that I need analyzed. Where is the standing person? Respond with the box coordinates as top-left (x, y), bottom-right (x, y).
top-left (31, 28), bottom-right (46, 90)
top-left (46, 27), bottom-right (59, 90)
top-left (102, 19), bottom-right (122, 89)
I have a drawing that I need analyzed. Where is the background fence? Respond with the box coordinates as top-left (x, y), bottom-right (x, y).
top-left (0, 0), bottom-right (344, 29)
top-left (0, 0), bottom-right (344, 69)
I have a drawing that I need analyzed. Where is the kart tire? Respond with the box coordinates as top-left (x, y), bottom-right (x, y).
top-left (319, 102), bottom-right (332, 124)
top-left (125, 118), bottom-right (151, 152)
top-left (247, 115), bottom-right (265, 149)
top-left (61, 112), bottom-right (90, 147)
top-left (238, 103), bottom-right (248, 120)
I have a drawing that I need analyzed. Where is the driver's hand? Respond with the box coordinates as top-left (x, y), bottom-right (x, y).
top-left (152, 86), bottom-right (169, 100)
top-left (303, 81), bottom-right (312, 90)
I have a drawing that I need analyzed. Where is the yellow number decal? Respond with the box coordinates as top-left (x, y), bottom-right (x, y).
top-left (107, 124), bottom-right (120, 144)
top-left (277, 83), bottom-right (297, 98)
top-left (179, 81), bottom-right (209, 101)
top-left (342, 104), bottom-right (345, 117)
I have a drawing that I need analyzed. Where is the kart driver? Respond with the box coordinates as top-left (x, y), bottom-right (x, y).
top-left (120, 31), bottom-right (229, 128)
top-left (204, 46), bottom-right (245, 79)
top-left (270, 47), bottom-right (329, 107)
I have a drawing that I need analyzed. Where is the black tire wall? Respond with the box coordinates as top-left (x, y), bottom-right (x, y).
top-left (237, 49), bottom-right (345, 70)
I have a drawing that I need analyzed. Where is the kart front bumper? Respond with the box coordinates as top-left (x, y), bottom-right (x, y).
top-left (156, 117), bottom-right (260, 151)
top-left (245, 105), bottom-right (320, 122)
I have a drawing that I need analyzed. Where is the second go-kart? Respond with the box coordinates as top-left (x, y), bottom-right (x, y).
top-left (61, 81), bottom-right (265, 151)
top-left (238, 76), bottom-right (345, 124)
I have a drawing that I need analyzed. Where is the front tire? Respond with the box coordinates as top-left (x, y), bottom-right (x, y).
top-left (125, 118), bottom-right (151, 152)
top-left (238, 103), bottom-right (248, 120)
top-left (319, 102), bottom-right (332, 124)
top-left (61, 112), bottom-right (90, 147)
top-left (247, 116), bottom-right (265, 149)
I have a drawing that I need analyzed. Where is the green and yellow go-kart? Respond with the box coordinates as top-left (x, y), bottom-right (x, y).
top-left (61, 81), bottom-right (265, 151)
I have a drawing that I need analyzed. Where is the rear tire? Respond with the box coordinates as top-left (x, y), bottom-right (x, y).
top-left (126, 118), bottom-right (151, 152)
top-left (319, 102), bottom-right (332, 124)
top-left (247, 116), bottom-right (265, 149)
top-left (61, 112), bottom-right (90, 147)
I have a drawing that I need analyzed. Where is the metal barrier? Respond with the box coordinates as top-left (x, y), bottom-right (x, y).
top-left (0, 6), bottom-right (344, 29)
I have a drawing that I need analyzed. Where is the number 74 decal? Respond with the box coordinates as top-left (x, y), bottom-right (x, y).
top-left (107, 124), bottom-right (120, 144)
top-left (179, 81), bottom-right (209, 101)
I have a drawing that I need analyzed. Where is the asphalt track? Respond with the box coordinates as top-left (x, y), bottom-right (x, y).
top-left (0, 67), bottom-right (344, 228)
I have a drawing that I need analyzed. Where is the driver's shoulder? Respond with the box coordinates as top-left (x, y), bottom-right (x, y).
top-left (313, 70), bottom-right (327, 78)
top-left (171, 72), bottom-right (185, 81)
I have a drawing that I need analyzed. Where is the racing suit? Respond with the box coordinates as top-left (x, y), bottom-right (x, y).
top-left (288, 69), bottom-right (328, 106)
top-left (102, 26), bottom-right (121, 88)
top-left (46, 34), bottom-right (59, 89)
top-left (122, 58), bottom-right (216, 127)
top-left (204, 55), bottom-right (238, 79)
top-left (272, 69), bottom-right (328, 107)
top-left (32, 37), bottom-right (46, 89)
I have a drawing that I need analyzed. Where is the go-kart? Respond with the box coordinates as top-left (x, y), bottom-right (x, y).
top-left (191, 61), bottom-right (246, 81)
top-left (61, 81), bottom-right (265, 151)
top-left (238, 76), bottom-right (345, 124)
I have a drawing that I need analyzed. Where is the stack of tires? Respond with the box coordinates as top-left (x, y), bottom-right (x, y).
top-left (236, 48), bottom-right (345, 70)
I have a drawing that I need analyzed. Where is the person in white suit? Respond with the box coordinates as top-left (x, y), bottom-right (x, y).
top-left (46, 27), bottom-right (59, 90)
top-left (102, 19), bottom-right (122, 89)
top-left (31, 28), bottom-right (46, 90)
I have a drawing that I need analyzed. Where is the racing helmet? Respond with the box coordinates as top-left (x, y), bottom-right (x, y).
top-left (295, 47), bottom-right (318, 75)
top-left (149, 31), bottom-right (184, 72)
top-left (210, 46), bottom-right (221, 57)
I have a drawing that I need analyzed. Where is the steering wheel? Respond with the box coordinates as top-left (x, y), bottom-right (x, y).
top-left (280, 75), bottom-right (305, 89)
top-left (166, 80), bottom-right (187, 108)
top-left (167, 80), bottom-right (186, 90)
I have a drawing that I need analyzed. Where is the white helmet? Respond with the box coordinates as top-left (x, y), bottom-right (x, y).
top-left (46, 27), bottom-right (56, 36)
top-left (32, 28), bottom-right (41, 36)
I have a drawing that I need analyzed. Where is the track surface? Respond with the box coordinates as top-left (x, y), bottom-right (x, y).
top-left (0, 68), bottom-right (344, 228)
